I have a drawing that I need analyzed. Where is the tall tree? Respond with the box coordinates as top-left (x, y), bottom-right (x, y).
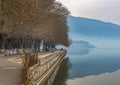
top-left (0, 0), bottom-right (71, 53)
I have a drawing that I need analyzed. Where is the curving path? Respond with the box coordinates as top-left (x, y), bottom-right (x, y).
top-left (0, 51), bottom-right (59, 85)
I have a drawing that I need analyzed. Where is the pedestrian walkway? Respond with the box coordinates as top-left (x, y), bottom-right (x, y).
top-left (0, 51), bottom-right (60, 85)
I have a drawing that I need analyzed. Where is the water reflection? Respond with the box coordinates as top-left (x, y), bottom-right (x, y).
top-left (68, 48), bottom-right (90, 55)
top-left (67, 69), bottom-right (120, 85)
top-left (68, 48), bottom-right (120, 79)
top-left (53, 48), bottom-right (120, 85)
top-left (53, 58), bottom-right (71, 85)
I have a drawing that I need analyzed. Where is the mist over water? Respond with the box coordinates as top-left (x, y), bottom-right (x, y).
top-left (54, 16), bottom-right (120, 85)
top-left (54, 40), bottom-right (120, 85)
top-left (67, 40), bottom-right (120, 84)
top-left (68, 35), bottom-right (120, 49)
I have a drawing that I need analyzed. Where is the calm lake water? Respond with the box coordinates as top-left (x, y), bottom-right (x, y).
top-left (53, 48), bottom-right (120, 85)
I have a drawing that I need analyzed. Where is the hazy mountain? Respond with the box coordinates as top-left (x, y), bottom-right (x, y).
top-left (71, 40), bottom-right (95, 48)
top-left (68, 40), bottom-right (95, 55)
top-left (67, 16), bottom-right (120, 38)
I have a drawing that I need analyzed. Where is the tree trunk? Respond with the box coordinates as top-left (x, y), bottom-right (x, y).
top-left (31, 39), bottom-right (35, 52)
top-left (42, 39), bottom-right (46, 52)
top-left (38, 41), bottom-right (41, 52)
top-left (20, 37), bottom-right (25, 53)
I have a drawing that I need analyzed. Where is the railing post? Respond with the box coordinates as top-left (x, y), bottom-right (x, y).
top-left (22, 54), bottom-right (30, 85)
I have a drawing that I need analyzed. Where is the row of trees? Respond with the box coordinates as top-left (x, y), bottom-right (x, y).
top-left (0, 0), bottom-right (70, 54)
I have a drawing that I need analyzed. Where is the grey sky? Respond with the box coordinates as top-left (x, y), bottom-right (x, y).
top-left (57, 0), bottom-right (120, 25)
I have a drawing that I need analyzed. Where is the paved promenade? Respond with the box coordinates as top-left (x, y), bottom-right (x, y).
top-left (0, 55), bottom-right (22, 85)
top-left (0, 51), bottom-right (59, 85)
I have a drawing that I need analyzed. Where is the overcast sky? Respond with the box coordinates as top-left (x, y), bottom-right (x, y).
top-left (57, 0), bottom-right (120, 25)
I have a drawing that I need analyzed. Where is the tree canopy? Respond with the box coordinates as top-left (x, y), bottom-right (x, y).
top-left (0, 0), bottom-right (70, 53)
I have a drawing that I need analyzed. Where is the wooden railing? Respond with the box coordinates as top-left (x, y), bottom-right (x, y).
top-left (22, 53), bottom-right (38, 85)
top-left (22, 54), bottom-right (30, 85)
top-left (21, 50), bottom-right (66, 85)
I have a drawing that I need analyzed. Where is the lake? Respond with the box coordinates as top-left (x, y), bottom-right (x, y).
top-left (53, 48), bottom-right (120, 85)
